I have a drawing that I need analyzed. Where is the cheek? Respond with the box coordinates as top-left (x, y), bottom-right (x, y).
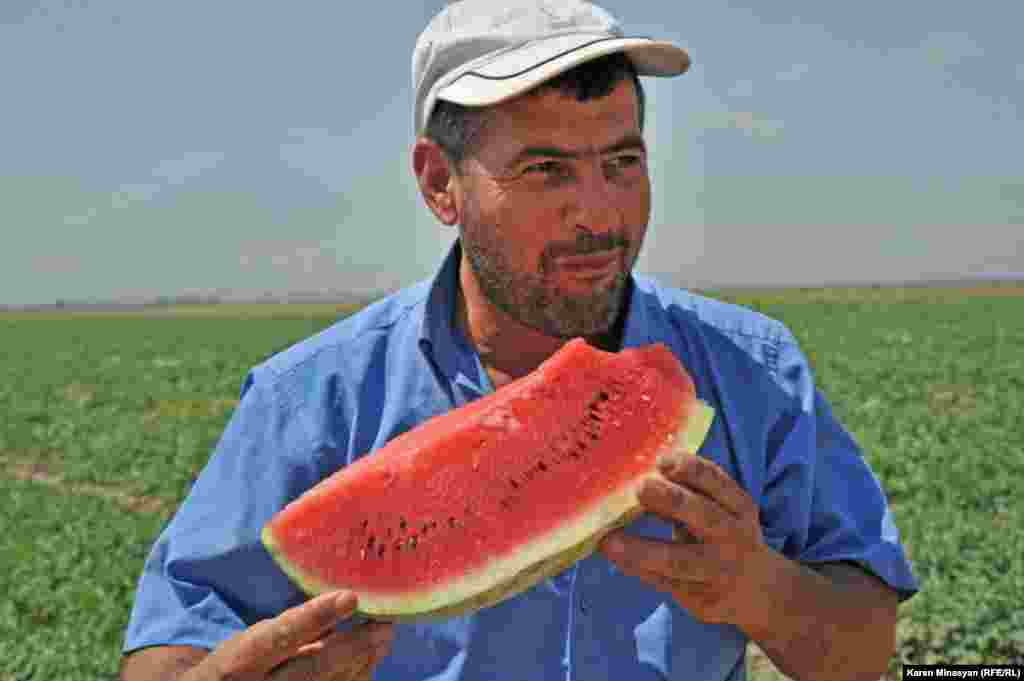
top-left (616, 179), bottom-right (651, 265)
top-left (625, 175), bottom-right (652, 229)
top-left (629, 173), bottom-right (653, 214)
top-left (492, 195), bottom-right (563, 253)
top-left (465, 191), bottom-right (547, 271)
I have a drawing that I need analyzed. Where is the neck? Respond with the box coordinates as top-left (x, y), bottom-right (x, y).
top-left (455, 250), bottom-right (627, 390)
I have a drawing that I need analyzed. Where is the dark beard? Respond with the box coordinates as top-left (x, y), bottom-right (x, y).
top-left (459, 220), bottom-right (636, 339)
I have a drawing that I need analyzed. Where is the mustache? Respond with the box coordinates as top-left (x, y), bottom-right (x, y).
top-left (543, 231), bottom-right (631, 262)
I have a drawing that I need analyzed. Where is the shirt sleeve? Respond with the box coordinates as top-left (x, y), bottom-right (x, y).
top-left (759, 326), bottom-right (919, 601)
top-left (122, 371), bottom-right (334, 654)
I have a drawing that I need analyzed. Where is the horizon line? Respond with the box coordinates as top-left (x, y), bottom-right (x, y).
top-left (5, 272), bottom-right (1024, 310)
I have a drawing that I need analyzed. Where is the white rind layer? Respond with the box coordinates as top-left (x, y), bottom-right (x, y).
top-left (311, 399), bottom-right (716, 621)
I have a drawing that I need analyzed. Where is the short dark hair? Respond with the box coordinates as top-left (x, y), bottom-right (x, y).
top-left (425, 51), bottom-right (646, 171)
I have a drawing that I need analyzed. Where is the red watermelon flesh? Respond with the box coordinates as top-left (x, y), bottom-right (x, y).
top-left (261, 338), bottom-right (714, 621)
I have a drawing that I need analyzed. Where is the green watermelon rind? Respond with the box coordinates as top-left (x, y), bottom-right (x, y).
top-left (261, 400), bottom-right (715, 622)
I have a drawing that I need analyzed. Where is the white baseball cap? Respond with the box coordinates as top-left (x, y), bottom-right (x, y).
top-left (412, 0), bottom-right (691, 135)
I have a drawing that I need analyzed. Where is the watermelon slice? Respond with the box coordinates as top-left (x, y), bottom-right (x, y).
top-left (261, 338), bottom-right (714, 622)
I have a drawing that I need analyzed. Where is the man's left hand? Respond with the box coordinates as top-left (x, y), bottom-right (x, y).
top-left (598, 453), bottom-right (772, 625)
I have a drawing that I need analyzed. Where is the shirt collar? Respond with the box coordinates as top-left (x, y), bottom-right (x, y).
top-left (418, 240), bottom-right (493, 398)
top-left (620, 273), bottom-right (656, 349)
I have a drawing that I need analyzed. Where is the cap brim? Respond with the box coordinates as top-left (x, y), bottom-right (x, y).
top-left (436, 34), bottom-right (690, 109)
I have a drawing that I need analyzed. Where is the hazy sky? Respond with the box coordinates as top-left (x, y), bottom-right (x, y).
top-left (2, 0), bottom-right (1021, 305)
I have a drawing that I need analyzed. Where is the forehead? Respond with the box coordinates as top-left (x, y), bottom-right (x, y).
top-left (476, 78), bottom-right (642, 163)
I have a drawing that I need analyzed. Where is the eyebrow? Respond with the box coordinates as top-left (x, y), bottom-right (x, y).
top-left (506, 133), bottom-right (647, 169)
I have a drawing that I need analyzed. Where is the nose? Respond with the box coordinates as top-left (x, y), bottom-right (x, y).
top-left (564, 162), bottom-right (625, 235)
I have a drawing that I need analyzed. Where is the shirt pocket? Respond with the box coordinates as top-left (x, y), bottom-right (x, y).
top-left (612, 514), bottom-right (748, 680)
top-left (633, 602), bottom-right (748, 680)
top-left (377, 618), bottom-right (470, 679)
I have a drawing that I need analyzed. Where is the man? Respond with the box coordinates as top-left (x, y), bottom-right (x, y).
top-left (121, 2), bottom-right (918, 680)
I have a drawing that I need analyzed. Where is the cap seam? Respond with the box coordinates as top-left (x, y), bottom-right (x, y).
top-left (446, 35), bottom-right (650, 84)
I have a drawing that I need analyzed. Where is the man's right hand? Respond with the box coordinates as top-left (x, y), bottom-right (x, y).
top-left (120, 591), bottom-right (395, 681)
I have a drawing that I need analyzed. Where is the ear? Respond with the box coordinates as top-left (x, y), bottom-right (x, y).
top-left (413, 138), bottom-right (460, 226)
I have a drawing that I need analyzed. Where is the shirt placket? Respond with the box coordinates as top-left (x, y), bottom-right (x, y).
top-left (569, 559), bottom-right (608, 681)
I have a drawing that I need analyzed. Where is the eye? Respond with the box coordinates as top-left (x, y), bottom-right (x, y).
top-left (525, 160), bottom-right (567, 176)
top-left (607, 154), bottom-right (643, 170)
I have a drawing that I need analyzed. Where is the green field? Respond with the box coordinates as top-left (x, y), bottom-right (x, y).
top-left (2, 287), bottom-right (1022, 679)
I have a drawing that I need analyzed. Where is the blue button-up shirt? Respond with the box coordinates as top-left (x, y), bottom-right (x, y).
top-left (124, 241), bottom-right (918, 680)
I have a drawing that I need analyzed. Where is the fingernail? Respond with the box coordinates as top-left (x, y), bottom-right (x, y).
top-left (334, 591), bottom-right (356, 613)
top-left (657, 455), bottom-right (676, 473)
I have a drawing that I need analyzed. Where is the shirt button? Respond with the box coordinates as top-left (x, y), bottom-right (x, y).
top-left (579, 597), bottom-right (588, 614)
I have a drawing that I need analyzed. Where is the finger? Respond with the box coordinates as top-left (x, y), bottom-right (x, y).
top-left (345, 656), bottom-right (374, 681)
top-left (599, 533), bottom-right (717, 583)
top-left (272, 622), bottom-right (394, 681)
top-left (617, 567), bottom-right (729, 618)
top-left (617, 564), bottom-right (686, 595)
top-left (657, 456), bottom-right (754, 519)
top-left (219, 590), bottom-right (359, 674)
top-left (637, 476), bottom-right (735, 543)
